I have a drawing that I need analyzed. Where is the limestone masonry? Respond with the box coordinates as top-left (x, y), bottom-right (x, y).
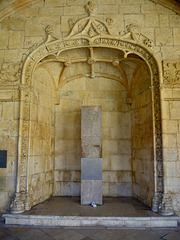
top-left (0, 0), bottom-right (180, 216)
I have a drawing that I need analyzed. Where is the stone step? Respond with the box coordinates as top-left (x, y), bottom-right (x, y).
top-left (3, 214), bottom-right (180, 228)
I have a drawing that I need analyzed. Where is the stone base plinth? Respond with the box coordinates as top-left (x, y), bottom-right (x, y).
top-left (81, 179), bottom-right (102, 205)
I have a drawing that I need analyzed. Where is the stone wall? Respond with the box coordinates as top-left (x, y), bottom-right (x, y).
top-left (28, 68), bottom-right (55, 206)
top-left (0, 0), bottom-right (180, 214)
top-left (161, 85), bottom-right (180, 215)
top-left (131, 63), bottom-right (154, 206)
top-left (54, 70), bottom-right (132, 197)
top-left (0, 87), bottom-right (19, 211)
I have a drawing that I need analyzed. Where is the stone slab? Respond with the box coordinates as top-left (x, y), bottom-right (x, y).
top-left (3, 214), bottom-right (180, 227)
top-left (81, 106), bottom-right (102, 138)
top-left (81, 180), bottom-right (102, 205)
top-left (81, 136), bottom-right (102, 158)
top-left (81, 158), bottom-right (102, 180)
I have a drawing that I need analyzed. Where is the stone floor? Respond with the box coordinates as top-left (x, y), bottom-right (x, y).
top-left (1, 197), bottom-right (180, 239)
top-left (16, 197), bottom-right (171, 217)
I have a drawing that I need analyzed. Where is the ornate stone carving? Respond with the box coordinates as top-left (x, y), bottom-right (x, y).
top-left (11, 2), bottom-right (170, 214)
top-left (0, 63), bottom-right (22, 83)
top-left (106, 18), bottom-right (113, 26)
top-left (158, 193), bottom-right (174, 215)
top-left (45, 25), bottom-right (57, 43)
top-left (10, 192), bottom-right (24, 214)
top-left (163, 60), bottom-right (180, 86)
top-left (65, 1), bottom-right (111, 39)
top-left (85, 1), bottom-right (97, 15)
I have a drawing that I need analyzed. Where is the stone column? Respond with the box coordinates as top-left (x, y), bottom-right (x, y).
top-left (81, 106), bottom-right (102, 205)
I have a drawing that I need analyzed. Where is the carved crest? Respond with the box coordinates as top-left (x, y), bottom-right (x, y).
top-left (66, 1), bottom-right (111, 39)
top-left (163, 60), bottom-right (180, 86)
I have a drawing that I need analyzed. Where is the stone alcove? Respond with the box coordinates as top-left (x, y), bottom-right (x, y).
top-left (10, 1), bottom-right (172, 215)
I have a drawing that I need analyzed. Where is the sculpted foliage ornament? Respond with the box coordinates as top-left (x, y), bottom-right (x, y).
top-left (163, 60), bottom-right (180, 86)
top-left (0, 63), bottom-right (22, 83)
top-left (64, 1), bottom-right (153, 49)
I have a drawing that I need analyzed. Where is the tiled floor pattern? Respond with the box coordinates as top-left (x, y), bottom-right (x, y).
top-left (0, 222), bottom-right (180, 240)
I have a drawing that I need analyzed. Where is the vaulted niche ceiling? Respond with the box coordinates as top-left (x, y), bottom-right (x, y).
top-left (37, 47), bottom-right (149, 105)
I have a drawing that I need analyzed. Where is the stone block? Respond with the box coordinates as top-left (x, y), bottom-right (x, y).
top-left (25, 20), bottom-right (45, 36)
top-left (67, 0), bottom-right (85, 5)
top-left (45, 0), bottom-right (66, 6)
top-left (102, 156), bottom-right (111, 170)
top-left (5, 49), bottom-right (25, 62)
top-left (119, 5), bottom-right (140, 14)
top-left (170, 102), bottom-right (180, 119)
top-left (169, 15), bottom-right (180, 27)
top-left (155, 28), bottom-right (173, 46)
top-left (81, 137), bottom-right (102, 158)
top-left (98, 5), bottom-right (118, 14)
top-left (103, 170), bottom-right (118, 183)
top-left (163, 148), bottom-right (178, 161)
top-left (161, 46), bottom-right (180, 59)
top-left (159, 15), bottom-right (169, 27)
top-left (166, 162), bottom-right (176, 177)
top-left (162, 120), bottom-right (178, 133)
top-left (102, 140), bottom-right (119, 155)
top-left (1, 19), bottom-right (25, 31)
top-left (0, 31), bottom-right (9, 49)
top-left (81, 180), bottom-right (102, 205)
top-left (109, 182), bottom-right (132, 196)
top-left (124, 14), bottom-right (144, 27)
top-left (39, 7), bottom-right (64, 16)
top-left (144, 14), bottom-right (159, 27)
top-left (111, 155), bottom-right (131, 170)
top-left (141, 3), bottom-right (170, 14)
top-left (174, 28), bottom-right (180, 46)
top-left (163, 134), bottom-right (177, 148)
top-left (81, 158), bottom-right (102, 180)
top-left (86, 78), bottom-right (99, 91)
top-left (64, 6), bottom-right (85, 15)
top-left (99, 78), bottom-right (112, 91)
top-left (81, 106), bottom-right (102, 138)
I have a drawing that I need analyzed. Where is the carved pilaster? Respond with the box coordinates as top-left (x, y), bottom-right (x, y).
top-left (158, 193), bottom-right (174, 216)
top-left (10, 192), bottom-right (24, 214)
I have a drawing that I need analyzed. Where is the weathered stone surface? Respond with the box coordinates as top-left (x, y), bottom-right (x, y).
top-left (81, 137), bottom-right (102, 158)
top-left (81, 180), bottom-right (102, 205)
top-left (0, 0), bottom-right (179, 216)
top-left (81, 106), bottom-right (102, 138)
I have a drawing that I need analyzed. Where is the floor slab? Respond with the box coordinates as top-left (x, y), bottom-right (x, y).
top-left (2, 197), bottom-right (180, 228)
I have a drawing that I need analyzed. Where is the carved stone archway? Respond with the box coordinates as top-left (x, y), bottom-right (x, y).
top-left (10, 1), bottom-right (173, 215)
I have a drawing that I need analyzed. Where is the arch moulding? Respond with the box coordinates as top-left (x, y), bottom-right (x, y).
top-left (10, 1), bottom-right (173, 215)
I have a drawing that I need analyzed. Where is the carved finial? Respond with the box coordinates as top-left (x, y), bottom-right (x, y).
top-left (85, 1), bottom-right (97, 15)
